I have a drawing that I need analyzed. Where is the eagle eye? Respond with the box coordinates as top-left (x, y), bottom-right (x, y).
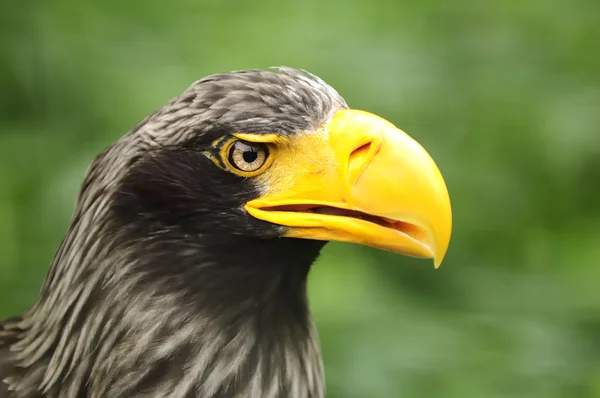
top-left (227, 140), bottom-right (269, 174)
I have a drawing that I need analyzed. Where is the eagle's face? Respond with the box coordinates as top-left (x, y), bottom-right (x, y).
top-left (0, 68), bottom-right (452, 398)
top-left (105, 68), bottom-right (450, 266)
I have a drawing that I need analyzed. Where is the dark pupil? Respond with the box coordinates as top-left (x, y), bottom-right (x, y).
top-left (242, 148), bottom-right (258, 163)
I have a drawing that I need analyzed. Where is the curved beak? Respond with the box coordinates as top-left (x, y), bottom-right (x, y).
top-left (245, 109), bottom-right (452, 268)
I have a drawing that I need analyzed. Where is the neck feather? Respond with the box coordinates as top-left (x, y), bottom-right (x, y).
top-left (8, 219), bottom-right (326, 398)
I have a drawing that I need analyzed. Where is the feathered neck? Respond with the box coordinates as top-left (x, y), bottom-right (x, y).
top-left (4, 154), bottom-right (327, 398)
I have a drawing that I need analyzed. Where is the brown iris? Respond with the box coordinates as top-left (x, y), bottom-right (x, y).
top-left (228, 141), bottom-right (269, 172)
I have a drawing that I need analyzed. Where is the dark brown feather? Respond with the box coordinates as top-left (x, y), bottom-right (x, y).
top-left (0, 68), bottom-right (345, 397)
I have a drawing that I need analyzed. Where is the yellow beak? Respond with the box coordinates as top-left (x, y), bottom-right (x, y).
top-left (245, 109), bottom-right (452, 267)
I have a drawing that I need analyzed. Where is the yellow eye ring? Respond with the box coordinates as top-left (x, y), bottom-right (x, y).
top-left (221, 139), bottom-right (273, 176)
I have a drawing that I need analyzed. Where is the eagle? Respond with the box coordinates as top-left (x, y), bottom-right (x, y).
top-left (0, 68), bottom-right (451, 398)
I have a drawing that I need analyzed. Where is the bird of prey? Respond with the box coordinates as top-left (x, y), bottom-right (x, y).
top-left (0, 67), bottom-right (451, 398)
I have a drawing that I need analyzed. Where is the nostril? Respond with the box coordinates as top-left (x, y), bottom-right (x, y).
top-left (350, 142), bottom-right (372, 160)
top-left (348, 141), bottom-right (373, 182)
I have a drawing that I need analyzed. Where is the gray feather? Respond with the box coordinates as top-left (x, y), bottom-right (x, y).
top-left (0, 68), bottom-right (346, 397)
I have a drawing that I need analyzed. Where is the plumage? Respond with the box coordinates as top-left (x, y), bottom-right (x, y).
top-left (0, 67), bottom-right (452, 398)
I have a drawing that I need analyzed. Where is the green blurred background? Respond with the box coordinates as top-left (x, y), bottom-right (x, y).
top-left (1, 0), bottom-right (599, 397)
